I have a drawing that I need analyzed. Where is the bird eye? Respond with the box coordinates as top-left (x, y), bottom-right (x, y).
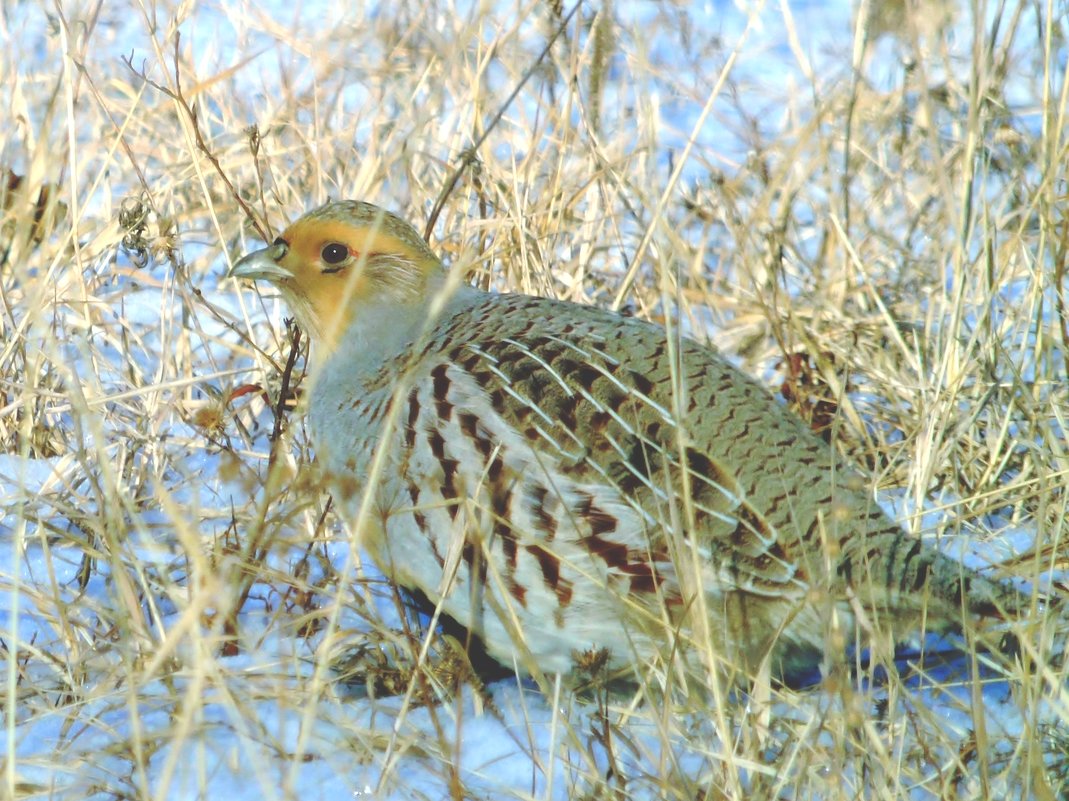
top-left (321, 243), bottom-right (349, 265)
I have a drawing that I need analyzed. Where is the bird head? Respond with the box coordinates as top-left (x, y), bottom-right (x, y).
top-left (228, 200), bottom-right (445, 351)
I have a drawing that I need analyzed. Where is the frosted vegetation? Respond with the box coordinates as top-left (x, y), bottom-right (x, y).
top-left (1, 1), bottom-right (1067, 799)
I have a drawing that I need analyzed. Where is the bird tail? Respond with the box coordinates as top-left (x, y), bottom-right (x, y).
top-left (838, 530), bottom-right (1037, 625)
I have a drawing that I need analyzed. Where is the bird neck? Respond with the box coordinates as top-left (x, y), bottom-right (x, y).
top-left (310, 271), bottom-right (482, 368)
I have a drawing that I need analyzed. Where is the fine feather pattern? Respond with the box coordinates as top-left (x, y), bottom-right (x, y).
top-left (309, 292), bottom-right (897, 672)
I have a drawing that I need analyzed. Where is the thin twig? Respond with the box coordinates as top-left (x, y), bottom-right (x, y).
top-left (270, 322), bottom-right (303, 446)
top-left (423, 0), bottom-right (584, 237)
top-left (122, 33), bottom-right (267, 238)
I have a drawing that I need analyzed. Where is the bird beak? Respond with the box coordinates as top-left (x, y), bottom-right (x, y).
top-left (228, 241), bottom-right (292, 282)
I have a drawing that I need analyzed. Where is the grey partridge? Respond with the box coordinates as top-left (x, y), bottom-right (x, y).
top-left (229, 200), bottom-right (1025, 681)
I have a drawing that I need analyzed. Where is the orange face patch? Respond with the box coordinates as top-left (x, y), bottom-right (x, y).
top-left (268, 215), bottom-right (441, 351)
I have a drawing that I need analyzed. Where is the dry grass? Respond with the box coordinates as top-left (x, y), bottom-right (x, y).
top-left (2, 0), bottom-right (1068, 799)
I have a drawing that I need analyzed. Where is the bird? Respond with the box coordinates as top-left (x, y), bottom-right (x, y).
top-left (228, 199), bottom-right (1028, 684)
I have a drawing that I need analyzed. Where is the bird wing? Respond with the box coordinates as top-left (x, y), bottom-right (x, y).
top-left (415, 294), bottom-right (811, 600)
